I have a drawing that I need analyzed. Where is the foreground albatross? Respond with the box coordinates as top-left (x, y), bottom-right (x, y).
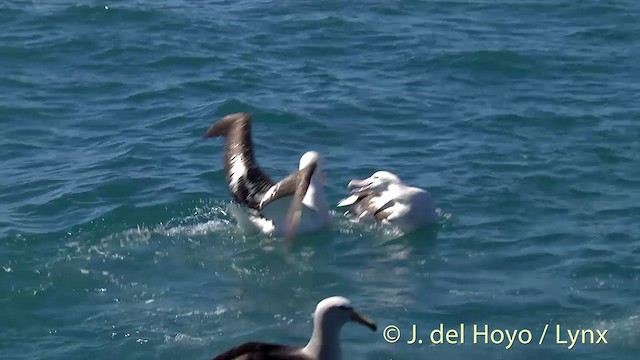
top-left (211, 296), bottom-right (377, 360)
top-left (203, 112), bottom-right (330, 243)
top-left (337, 171), bottom-right (437, 232)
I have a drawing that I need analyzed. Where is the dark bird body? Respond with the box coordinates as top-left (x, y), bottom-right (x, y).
top-left (211, 342), bottom-right (308, 360)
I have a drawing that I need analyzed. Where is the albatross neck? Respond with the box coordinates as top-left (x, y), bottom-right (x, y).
top-left (302, 319), bottom-right (342, 360)
top-left (303, 176), bottom-right (329, 214)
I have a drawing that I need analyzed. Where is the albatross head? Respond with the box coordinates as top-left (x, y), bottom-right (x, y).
top-left (347, 171), bottom-right (401, 193)
top-left (299, 151), bottom-right (327, 184)
top-left (303, 296), bottom-right (377, 360)
top-left (313, 296), bottom-right (377, 332)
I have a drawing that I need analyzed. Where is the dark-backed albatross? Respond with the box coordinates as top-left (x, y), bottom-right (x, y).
top-left (211, 296), bottom-right (377, 360)
top-left (203, 112), bottom-right (330, 243)
top-left (337, 170), bottom-right (437, 232)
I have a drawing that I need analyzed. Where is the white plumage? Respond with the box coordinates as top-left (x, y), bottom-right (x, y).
top-left (337, 171), bottom-right (437, 232)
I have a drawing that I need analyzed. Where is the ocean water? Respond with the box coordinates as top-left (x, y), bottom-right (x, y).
top-left (1, 0), bottom-right (639, 359)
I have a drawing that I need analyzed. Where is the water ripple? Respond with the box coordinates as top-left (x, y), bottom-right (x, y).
top-left (1, 0), bottom-right (640, 359)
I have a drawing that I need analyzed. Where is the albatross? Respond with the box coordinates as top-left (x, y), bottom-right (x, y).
top-left (203, 112), bottom-right (330, 243)
top-left (337, 170), bottom-right (437, 232)
top-left (211, 296), bottom-right (377, 360)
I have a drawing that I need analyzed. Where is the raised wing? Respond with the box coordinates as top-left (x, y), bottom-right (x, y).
top-left (203, 112), bottom-right (275, 209)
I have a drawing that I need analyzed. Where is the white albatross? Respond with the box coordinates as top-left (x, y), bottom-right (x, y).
top-left (203, 112), bottom-right (330, 244)
top-left (337, 171), bottom-right (437, 232)
top-left (210, 296), bottom-right (377, 360)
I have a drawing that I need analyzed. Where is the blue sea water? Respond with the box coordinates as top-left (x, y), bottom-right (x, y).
top-left (1, 0), bottom-right (639, 359)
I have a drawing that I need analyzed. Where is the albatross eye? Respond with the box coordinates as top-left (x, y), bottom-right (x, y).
top-left (338, 305), bottom-right (352, 311)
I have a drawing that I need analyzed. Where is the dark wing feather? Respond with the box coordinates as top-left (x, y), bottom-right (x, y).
top-left (342, 192), bottom-right (395, 222)
top-left (258, 163), bottom-right (317, 245)
top-left (211, 342), bottom-right (306, 360)
top-left (373, 206), bottom-right (394, 222)
top-left (203, 113), bottom-right (247, 138)
top-left (203, 112), bottom-right (275, 209)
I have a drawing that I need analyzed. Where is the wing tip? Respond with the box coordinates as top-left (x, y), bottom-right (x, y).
top-left (284, 209), bottom-right (303, 245)
top-left (203, 112), bottom-right (252, 138)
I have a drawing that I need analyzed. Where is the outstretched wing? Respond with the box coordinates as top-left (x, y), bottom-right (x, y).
top-left (203, 112), bottom-right (275, 209)
top-left (258, 163), bottom-right (317, 244)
